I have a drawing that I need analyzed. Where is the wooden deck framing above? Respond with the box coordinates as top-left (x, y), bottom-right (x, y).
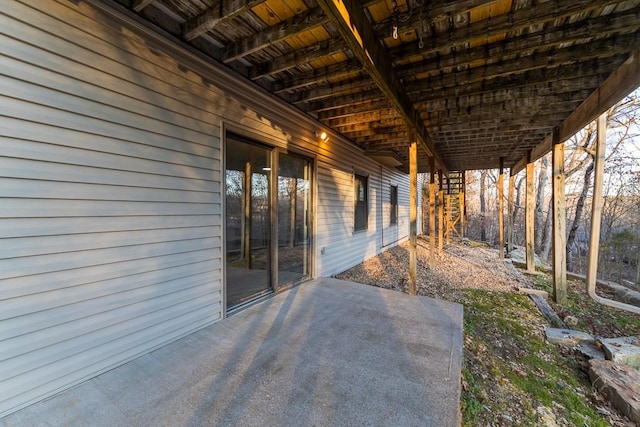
top-left (110, 0), bottom-right (640, 172)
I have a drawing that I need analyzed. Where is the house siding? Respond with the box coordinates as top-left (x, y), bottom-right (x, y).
top-left (0, 0), bottom-right (421, 417)
top-left (0, 0), bottom-right (224, 416)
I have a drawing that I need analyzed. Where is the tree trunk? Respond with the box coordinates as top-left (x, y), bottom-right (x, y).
top-left (480, 170), bottom-right (487, 242)
top-left (512, 176), bottom-right (524, 245)
top-left (567, 158), bottom-right (594, 272)
top-left (541, 196), bottom-right (553, 263)
top-left (636, 249), bottom-right (639, 285)
top-left (535, 156), bottom-right (549, 253)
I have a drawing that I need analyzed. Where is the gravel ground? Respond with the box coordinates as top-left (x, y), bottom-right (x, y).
top-left (336, 237), bottom-right (530, 302)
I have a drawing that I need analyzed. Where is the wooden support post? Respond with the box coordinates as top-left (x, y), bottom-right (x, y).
top-left (460, 171), bottom-right (466, 238)
top-left (552, 129), bottom-right (567, 304)
top-left (429, 157), bottom-right (436, 263)
top-left (438, 170), bottom-right (444, 252)
top-left (445, 174), bottom-right (451, 242)
top-left (409, 140), bottom-right (418, 296)
top-left (586, 114), bottom-right (606, 298)
top-left (507, 172), bottom-right (515, 253)
top-left (445, 194), bottom-right (451, 244)
top-left (498, 157), bottom-right (505, 259)
top-left (525, 160), bottom-right (535, 272)
top-left (585, 114), bottom-right (640, 314)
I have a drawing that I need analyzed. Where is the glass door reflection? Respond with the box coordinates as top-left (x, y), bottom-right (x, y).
top-left (225, 136), bottom-right (272, 309)
top-left (277, 153), bottom-right (311, 287)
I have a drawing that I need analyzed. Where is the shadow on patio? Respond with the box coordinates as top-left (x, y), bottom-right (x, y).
top-left (1, 278), bottom-right (463, 427)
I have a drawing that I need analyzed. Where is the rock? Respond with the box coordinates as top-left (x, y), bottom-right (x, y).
top-left (589, 359), bottom-right (640, 423)
top-left (563, 315), bottom-right (579, 327)
top-left (601, 336), bottom-right (640, 368)
top-left (510, 245), bottom-right (546, 268)
top-left (576, 341), bottom-right (606, 360)
top-left (545, 328), bottom-right (594, 346)
top-left (500, 414), bottom-right (514, 423)
top-left (535, 405), bottom-right (559, 427)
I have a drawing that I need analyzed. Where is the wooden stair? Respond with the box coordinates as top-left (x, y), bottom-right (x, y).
top-left (444, 171), bottom-right (465, 239)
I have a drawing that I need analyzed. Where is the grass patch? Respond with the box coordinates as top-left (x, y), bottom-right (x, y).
top-left (459, 288), bottom-right (614, 426)
top-left (531, 274), bottom-right (640, 337)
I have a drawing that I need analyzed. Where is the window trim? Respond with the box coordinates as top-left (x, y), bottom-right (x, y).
top-left (354, 173), bottom-right (369, 232)
top-left (389, 184), bottom-right (398, 226)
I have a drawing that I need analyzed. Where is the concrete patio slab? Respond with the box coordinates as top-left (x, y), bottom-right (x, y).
top-left (1, 278), bottom-right (463, 427)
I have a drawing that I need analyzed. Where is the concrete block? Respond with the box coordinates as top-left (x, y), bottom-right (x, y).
top-left (517, 287), bottom-right (549, 298)
top-left (601, 336), bottom-right (640, 368)
top-left (545, 328), bottom-right (593, 346)
top-left (589, 359), bottom-right (640, 423)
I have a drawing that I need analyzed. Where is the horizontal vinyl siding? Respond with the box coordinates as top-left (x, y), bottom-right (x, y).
top-left (382, 170), bottom-right (411, 248)
top-left (316, 160), bottom-right (412, 277)
top-left (0, 0), bottom-right (223, 417)
top-left (0, 0), bottom-right (422, 416)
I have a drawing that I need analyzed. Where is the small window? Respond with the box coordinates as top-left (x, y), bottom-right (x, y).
top-left (390, 185), bottom-right (398, 225)
top-left (354, 173), bottom-right (368, 231)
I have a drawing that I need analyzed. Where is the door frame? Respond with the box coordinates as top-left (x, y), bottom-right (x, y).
top-left (272, 148), bottom-right (315, 293)
top-left (221, 123), bottom-right (315, 316)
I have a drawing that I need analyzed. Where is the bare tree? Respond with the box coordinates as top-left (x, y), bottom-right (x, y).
top-left (511, 174), bottom-right (525, 246)
top-left (535, 155), bottom-right (549, 255)
top-left (480, 170), bottom-right (488, 242)
top-left (564, 91), bottom-right (640, 274)
top-left (541, 197), bottom-right (553, 263)
top-left (565, 125), bottom-right (596, 272)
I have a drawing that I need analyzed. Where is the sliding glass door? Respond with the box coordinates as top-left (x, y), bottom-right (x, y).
top-left (277, 153), bottom-right (311, 287)
top-left (225, 137), bottom-right (272, 309)
top-left (225, 135), bottom-right (312, 311)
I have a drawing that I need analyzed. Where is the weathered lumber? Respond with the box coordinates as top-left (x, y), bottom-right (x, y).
top-left (183, 0), bottom-right (267, 41)
top-left (530, 295), bottom-right (566, 328)
top-left (375, 0), bottom-right (629, 55)
top-left (438, 171), bottom-right (444, 252)
top-left (250, 38), bottom-right (345, 80)
top-left (552, 132), bottom-right (567, 304)
top-left (518, 287), bottom-right (549, 298)
top-left (407, 56), bottom-right (625, 96)
top-left (316, 0), bottom-right (447, 172)
top-left (498, 158), bottom-right (504, 259)
top-left (273, 59), bottom-right (362, 94)
top-left (429, 157), bottom-right (437, 264)
top-left (512, 51), bottom-right (640, 175)
top-left (394, 10), bottom-right (640, 70)
top-left (409, 140), bottom-right (418, 296)
top-left (223, 8), bottom-right (329, 63)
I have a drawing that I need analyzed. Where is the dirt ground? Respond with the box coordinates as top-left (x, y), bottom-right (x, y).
top-left (336, 237), bottom-right (527, 299)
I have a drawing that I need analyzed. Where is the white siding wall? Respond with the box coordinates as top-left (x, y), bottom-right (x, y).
top-left (0, 0), bottom-right (226, 416)
top-left (315, 162), bottom-right (412, 277)
top-left (0, 0), bottom-right (424, 417)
